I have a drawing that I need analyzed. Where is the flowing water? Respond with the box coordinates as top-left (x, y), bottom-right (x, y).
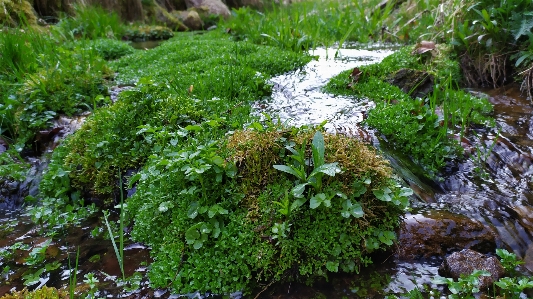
top-left (1, 45), bottom-right (533, 298)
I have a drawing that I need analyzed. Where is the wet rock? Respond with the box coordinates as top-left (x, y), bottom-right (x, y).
top-left (512, 205), bottom-right (533, 236)
top-left (386, 68), bottom-right (434, 99)
top-left (185, 0), bottom-right (231, 19)
top-left (397, 210), bottom-right (498, 260)
top-left (439, 249), bottom-right (505, 290)
top-left (524, 244), bottom-right (533, 273)
top-left (176, 10), bottom-right (204, 30)
top-left (0, 137), bottom-right (8, 153)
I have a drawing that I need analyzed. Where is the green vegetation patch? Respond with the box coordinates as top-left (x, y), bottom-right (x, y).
top-left (51, 3), bottom-right (125, 40)
top-left (33, 32), bottom-right (311, 227)
top-left (75, 39), bottom-right (135, 60)
top-left (326, 45), bottom-right (493, 177)
top-left (127, 126), bottom-right (410, 294)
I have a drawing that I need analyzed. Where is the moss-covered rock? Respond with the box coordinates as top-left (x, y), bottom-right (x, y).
top-left (175, 9), bottom-right (203, 30)
top-left (150, 2), bottom-right (187, 30)
top-left (0, 0), bottom-right (38, 27)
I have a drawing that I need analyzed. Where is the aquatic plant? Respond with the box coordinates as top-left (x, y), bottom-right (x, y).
top-left (14, 44), bottom-right (112, 146)
top-left (392, 249), bottom-right (533, 299)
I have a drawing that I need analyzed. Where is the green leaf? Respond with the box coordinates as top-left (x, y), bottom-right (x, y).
top-left (211, 220), bottom-right (221, 238)
top-left (185, 124), bottom-right (203, 132)
top-left (187, 202), bottom-right (199, 219)
top-left (341, 199), bottom-right (364, 218)
top-left (399, 187), bottom-right (413, 197)
top-left (325, 261), bottom-right (339, 272)
top-left (309, 193), bottom-right (326, 209)
top-left (208, 204), bottom-right (228, 218)
top-left (273, 164), bottom-right (306, 180)
top-left (193, 240), bottom-right (203, 249)
top-left (432, 276), bottom-right (452, 285)
top-left (373, 188), bottom-right (392, 202)
top-left (211, 156), bottom-right (225, 166)
top-left (311, 131), bottom-right (325, 168)
top-left (158, 201), bottom-right (174, 212)
top-left (352, 181), bottom-right (367, 197)
top-left (248, 122), bottom-right (264, 131)
top-left (378, 231), bottom-right (395, 245)
top-left (515, 52), bottom-right (532, 67)
top-left (309, 162), bottom-right (341, 178)
top-left (185, 225), bottom-right (201, 244)
top-left (291, 183), bottom-right (308, 198)
top-left (290, 197), bottom-right (307, 211)
top-left (128, 173), bottom-right (141, 188)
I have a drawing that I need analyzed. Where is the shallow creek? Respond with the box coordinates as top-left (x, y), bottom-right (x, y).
top-left (1, 46), bottom-right (533, 298)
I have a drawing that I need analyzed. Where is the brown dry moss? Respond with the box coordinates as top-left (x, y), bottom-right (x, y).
top-left (0, 287), bottom-right (68, 299)
top-left (227, 128), bottom-right (392, 197)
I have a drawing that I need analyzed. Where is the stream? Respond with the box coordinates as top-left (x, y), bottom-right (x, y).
top-left (1, 45), bottom-right (533, 298)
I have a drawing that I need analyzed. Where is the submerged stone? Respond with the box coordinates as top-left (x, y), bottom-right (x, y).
top-left (439, 249), bottom-right (505, 290)
top-left (397, 210), bottom-right (498, 260)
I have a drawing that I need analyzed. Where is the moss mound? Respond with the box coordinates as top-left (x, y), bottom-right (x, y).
top-left (127, 126), bottom-right (409, 294)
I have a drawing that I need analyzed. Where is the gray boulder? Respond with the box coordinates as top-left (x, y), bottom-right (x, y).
top-left (184, 0), bottom-right (230, 18)
top-left (176, 10), bottom-right (204, 30)
top-left (439, 249), bottom-right (505, 290)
